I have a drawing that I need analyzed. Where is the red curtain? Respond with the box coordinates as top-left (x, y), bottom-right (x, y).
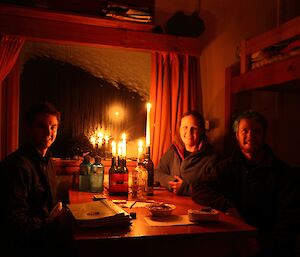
top-left (0, 34), bottom-right (25, 160)
top-left (150, 52), bottom-right (199, 166)
top-left (0, 35), bottom-right (24, 82)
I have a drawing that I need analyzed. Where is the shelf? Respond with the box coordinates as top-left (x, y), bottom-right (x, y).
top-left (231, 54), bottom-right (300, 93)
top-left (240, 15), bottom-right (300, 74)
top-left (0, 3), bottom-right (202, 56)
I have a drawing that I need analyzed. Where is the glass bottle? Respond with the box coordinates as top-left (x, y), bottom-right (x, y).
top-left (120, 156), bottom-right (129, 195)
top-left (137, 154), bottom-right (148, 200)
top-left (143, 146), bottom-right (154, 196)
top-left (129, 154), bottom-right (147, 201)
top-left (109, 155), bottom-right (117, 194)
top-left (128, 163), bottom-right (138, 200)
top-left (79, 155), bottom-right (91, 191)
top-left (90, 156), bottom-right (104, 193)
top-left (109, 155), bottom-right (128, 196)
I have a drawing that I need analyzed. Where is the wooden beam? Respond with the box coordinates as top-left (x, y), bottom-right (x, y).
top-left (231, 55), bottom-right (300, 93)
top-left (245, 15), bottom-right (300, 55)
top-left (0, 4), bottom-right (202, 56)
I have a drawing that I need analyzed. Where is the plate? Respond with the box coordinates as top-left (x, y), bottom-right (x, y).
top-left (145, 202), bottom-right (176, 216)
top-left (188, 208), bottom-right (219, 222)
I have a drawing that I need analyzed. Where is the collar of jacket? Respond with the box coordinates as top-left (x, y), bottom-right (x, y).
top-left (232, 144), bottom-right (275, 168)
top-left (173, 136), bottom-right (207, 161)
top-left (21, 143), bottom-right (52, 164)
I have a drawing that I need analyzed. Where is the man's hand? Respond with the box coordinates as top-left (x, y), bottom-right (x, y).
top-left (168, 175), bottom-right (183, 194)
top-left (226, 207), bottom-right (244, 220)
top-left (49, 202), bottom-right (63, 219)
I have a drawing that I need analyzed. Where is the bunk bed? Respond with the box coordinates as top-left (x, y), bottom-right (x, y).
top-left (226, 15), bottom-right (300, 94)
top-left (225, 15), bottom-right (300, 166)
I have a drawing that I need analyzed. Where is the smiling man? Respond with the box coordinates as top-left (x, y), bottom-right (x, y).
top-left (0, 102), bottom-right (77, 257)
top-left (25, 103), bottom-right (59, 156)
top-left (234, 113), bottom-right (267, 163)
top-left (192, 110), bottom-right (300, 257)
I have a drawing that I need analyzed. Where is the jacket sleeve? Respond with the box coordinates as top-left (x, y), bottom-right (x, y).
top-left (3, 160), bottom-right (58, 246)
top-left (262, 163), bottom-right (300, 256)
top-left (154, 146), bottom-right (177, 191)
top-left (191, 159), bottom-right (237, 212)
top-left (177, 180), bottom-right (191, 196)
top-left (177, 155), bottom-right (215, 196)
top-left (1, 156), bottom-right (75, 256)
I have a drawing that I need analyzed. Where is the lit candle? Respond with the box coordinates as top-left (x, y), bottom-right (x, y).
top-left (112, 141), bottom-right (116, 157)
top-left (97, 131), bottom-right (103, 147)
top-left (90, 136), bottom-right (96, 149)
top-left (121, 133), bottom-right (126, 157)
top-left (105, 135), bottom-right (109, 145)
top-left (138, 140), bottom-right (143, 160)
top-left (118, 141), bottom-right (123, 157)
top-left (146, 102), bottom-right (151, 147)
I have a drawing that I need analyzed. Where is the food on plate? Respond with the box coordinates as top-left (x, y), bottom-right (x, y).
top-left (188, 207), bottom-right (219, 222)
top-left (145, 202), bottom-right (176, 216)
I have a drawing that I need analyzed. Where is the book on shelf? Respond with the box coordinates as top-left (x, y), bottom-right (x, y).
top-left (104, 2), bottom-right (153, 23)
top-left (106, 13), bottom-right (152, 23)
top-left (67, 199), bottom-right (131, 228)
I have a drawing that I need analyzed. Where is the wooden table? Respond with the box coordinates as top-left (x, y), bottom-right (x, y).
top-left (69, 189), bottom-right (257, 257)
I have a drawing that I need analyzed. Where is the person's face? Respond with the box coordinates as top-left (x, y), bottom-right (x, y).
top-left (180, 115), bottom-right (202, 149)
top-left (236, 118), bottom-right (265, 155)
top-left (28, 114), bottom-right (58, 153)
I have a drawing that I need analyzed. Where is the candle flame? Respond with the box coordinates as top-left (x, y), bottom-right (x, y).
top-left (138, 140), bottom-right (143, 148)
top-left (146, 102), bottom-right (151, 110)
top-left (121, 133), bottom-right (127, 157)
top-left (105, 135), bottom-right (109, 144)
top-left (89, 127), bottom-right (110, 149)
top-left (111, 141), bottom-right (116, 156)
top-left (90, 136), bottom-right (96, 147)
top-left (118, 141), bottom-right (123, 156)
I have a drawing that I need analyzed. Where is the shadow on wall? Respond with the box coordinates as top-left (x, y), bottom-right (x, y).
top-left (197, 5), bottom-right (218, 51)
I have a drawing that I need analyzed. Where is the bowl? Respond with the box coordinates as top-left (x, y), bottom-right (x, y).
top-left (145, 202), bottom-right (176, 216)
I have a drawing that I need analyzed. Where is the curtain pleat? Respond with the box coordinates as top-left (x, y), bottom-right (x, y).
top-left (150, 52), bottom-right (199, 166)
top-left (0, 34), bottom-right (25, 83)
top-left (0, 34), bottom-right (25, 160)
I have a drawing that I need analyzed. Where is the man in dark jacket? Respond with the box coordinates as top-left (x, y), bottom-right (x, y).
top-left (0, 102), bottom-right (77, 257)
top-left (192, 110), bottom-right (300, 257)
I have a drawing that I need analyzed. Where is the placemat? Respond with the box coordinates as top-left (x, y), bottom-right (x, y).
top-left (144, 215), bottom-right (194, 226)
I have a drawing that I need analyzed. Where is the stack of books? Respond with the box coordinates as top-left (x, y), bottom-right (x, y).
top-left (67, 199), bottom-right (131, 228)
top-left (103, 2), bottom-right (152, 23)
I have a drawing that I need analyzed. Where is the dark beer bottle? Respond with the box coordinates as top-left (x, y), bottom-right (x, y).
top-left (109, 155), bottom-right (117, 195)
top-left (143, 146), bottom-right (154, 196)
top-left (109, 155), bottom-right (128, 196)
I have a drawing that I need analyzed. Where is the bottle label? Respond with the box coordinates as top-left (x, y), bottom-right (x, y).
top-left (128, 169), bottom-right (139, 199)
top-left (147, 186), bottom-right (154, 196)
top-left (80, 165), bottom-right (90, 175)
top-left (143, 156), bottom-right (154, 196)
top-left (79, 175), bottom-right (90, 191)
top-left (90, 173), bottom-right (104, 193)
top-left (129, 166), bottom-right (148, 200)
top-left (109, 173), bottom-right (128, 193)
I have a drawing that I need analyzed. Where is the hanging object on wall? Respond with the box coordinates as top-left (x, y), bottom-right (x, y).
top-left (166, 11), bottom-right (205, 38)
